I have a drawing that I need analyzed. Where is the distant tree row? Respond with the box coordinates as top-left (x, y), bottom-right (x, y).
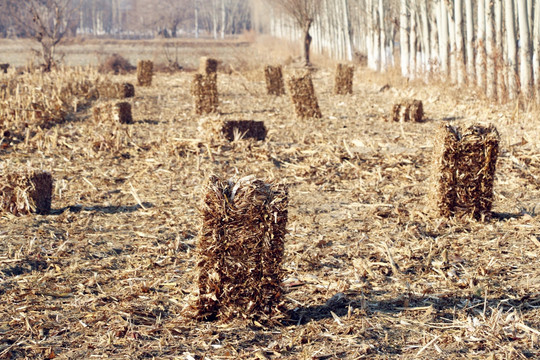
top-left (0, 0), bottom-right (253, 39)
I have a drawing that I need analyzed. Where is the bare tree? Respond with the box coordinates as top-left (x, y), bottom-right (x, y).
top-left (267, 0), bottom-right (322, 66)
top-left (3, 0), bottom-right (78, 71)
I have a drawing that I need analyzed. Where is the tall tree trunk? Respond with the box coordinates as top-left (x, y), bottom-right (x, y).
top-left (517, 0), bottom-right (533, 97)
top-left (410, 5), bottom-right (417, 77)
top-left (195, 0), bottom-right (199, 39)
top-left (495, 0), bottom-right (505, 100)
top-left (465, 0), bottom-right (475, 83)
top-left (221, 0), bottom-right (226, 39)
top-left (303, 20), bottom-right (313, 66)
top-left (448, 4), bottom-right (457, 83)
top-left (533, 0), bottom-right (540, 101)
top-left (379, 0), bottom-right (386, 68)
top-left (438, 0), bottom-right (449, 77)
top-left (420, 0), bottom-right (430, 73)
top-left (400, 0), bottom-right (410, 77)
top-left (486, 0), bottom-right (497, 99)
top-left (505, 0), bottom-right (518, 99)
top-left (477, 0), bottom-right (486, 90)
top-left (343, 0), bottom-right (353, 61)
top-left (455, 0), bottom-right (466, 85)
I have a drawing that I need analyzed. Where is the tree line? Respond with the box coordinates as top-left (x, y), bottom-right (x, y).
top-left (0, 0), bottom-right (253, 39)
top-left (263, 0), bottom-right (540, 102)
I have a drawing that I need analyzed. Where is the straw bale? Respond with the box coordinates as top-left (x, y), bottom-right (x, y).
top-left (333, 63), bottom-right (354, 95)
top-left (191, 73), bottom-right (219, 115)
top-left (391, 99), bottom-right (424, 122)
top-left (0, 64), bottom-right (9, 74)
top-left (98, 82), bottom-right (135, 99)
top-left (221, 120), bottom-right (267, 141)
top-left (199, 57), bottom-right (219, 75)
top-left (93, 101), bottom-right (133, 124)
top-left (137, 60), bottom-right (153, 86)
top-left (432, 124), bottom-right (499, 219)
top-left (196, 175), bottom-right (288, 321)
top-left (264, 65), bottom-right (285, 96)
top-left (0, 169), bottom-right (53, 215)
top-left (287, 70), bottom-right (322, 119)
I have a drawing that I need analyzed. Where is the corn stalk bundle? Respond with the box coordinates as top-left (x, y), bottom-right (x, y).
top-left (264, 65), bottom-right (285, 96)
top-left (0, 167), bottom-right (53, 215)
top-left (287, 70), bottom-right (322, 119)
top-left (93, 101), bottom-right (133, 124)
top-left (191, 73), bottom-right (219, 115)
top-left (391, 99), bottom-right (424, 122)
top-left (333, 64), bottom-right (354, 95)
top-left (97, 82), bottom-right (135, 99)
top-left (196, 175), bottom-right (288, 321)
top-left (432, 124), bottom-right (499, 219)
top-left (199, 57), bottom-right (219, 75)
top-left (137, 60), bottom-right (153, 86)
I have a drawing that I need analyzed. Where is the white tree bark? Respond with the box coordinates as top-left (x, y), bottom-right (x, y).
top-left (438, 0), bottom-right (449, 77)
top-left (455, 0), bottom-right (466, 85)
top-left (465, 0), bottom-right (475, 83)
top-left (495, 0), bottom-right (505, 99)
top-left (420, 0), bottom-right (430, 73)
top-left (486, 0), bottom-right (497, 99)
top-left (448, 4), bottom-right (457, 83)
top-left (476, 0), bottom-right (486, 90)
top-left (379, 0), bottom-right (386, 69)
top-left (400, 0), bottom-right (410, 77)
top-left (517, 0), bottom-right (533, 97)
top-left (410, 4), bottom-right (417, 77)
top-left (505, 0), bottom-right (518, 99)
top-left (533, 0), bottom-right (540, 101)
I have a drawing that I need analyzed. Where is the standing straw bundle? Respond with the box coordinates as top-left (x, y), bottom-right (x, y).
top-left (333, 64), bottom-right (354, 95)
top-left (391, 99), bottom-right (424, 122)
top-left (196, 175), bottom-right (288, 321)
top-left (287, 70), bottom-right (322, 119)
top-left (191, 73), bottom-right (219, 115)
top-left (137, 60), bottom-right (153, 86)
top-left (93, 102), bottom-right (133, 124)
top-left (264, 65), bottom-right (286, 96)
top-left (199, 57), bottom-right (219, 75)
top-left (97, 82), bottom-right (135, 99)
top-left (0, 169), bottom-right (53, 215)
top-left (432, 124), bottom-right (500, 219)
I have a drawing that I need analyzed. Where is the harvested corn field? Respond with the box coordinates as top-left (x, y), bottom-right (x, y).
top-left (0, 40), bottom-right (539, 360)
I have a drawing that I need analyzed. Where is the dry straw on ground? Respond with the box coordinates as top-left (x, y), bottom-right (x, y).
top-left (199, 57), bottom-right (219, 75)
top-left (93, 101), bottom-right (133, 124)
top-left (287, 70), bottom-right (322, 119)
top-left (196, 175), bottom-right (288, 321)
top-left (391, 99), bottom-right (424, 122)
top-left (264, 65), bottom-right (285, 96)
top-left (97, 82), bottom-right (135, 99)
top-left (334, 63), bottom-right (354, 95)
top-left (137, 60), bottom-right (153, 86)
top-left (0, 168), bottom-right (53, 215)
top-left (191, 73), bottom-right (219, 115)
top-left (432, 124), bottom-right (500, 219)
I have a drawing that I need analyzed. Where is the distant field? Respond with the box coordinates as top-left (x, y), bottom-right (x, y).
top-left (0, 38), bottom-right (259, 70)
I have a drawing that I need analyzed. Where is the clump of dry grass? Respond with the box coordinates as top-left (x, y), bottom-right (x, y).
top-left (98, 53), bottom-right (135, 75)
top-left (334, 63), bottom-right (354, 95)
top-left (137, 60), bottom-right (153, 86)
top-left (432, 124), bottom-right (500, 219)
top-left (0, 166), bottom-right (53, 215)
top-left (199, 57), bottom-right (219, 75)
top-left (97, 82), bottom-right (135, 99)
top-left (287, 70), bottom-right (322, 119)
top-left (93, 101), bottom-right (133, 124)
top-left (391, 99), bottom-right (424, 122)
top-left (195, 175), bottom-right (288, 322)
top-left (264, 65), bottom-right (285, 96)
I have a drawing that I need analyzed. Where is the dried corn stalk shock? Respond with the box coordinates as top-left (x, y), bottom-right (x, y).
top-left (0, 168), bottom-right (53, 215)
top-left (97, 82), bottom-right (135, 99)
top-left (93, 102), bottom-right (133, 124)
top-left (287, 70), bottom-right (322, 119)
top-left (191, 73), bottom-right (219, 115)
top-left (199, 57), bottom-right (219, 75)
top-left (333, 63), bottom-right (354, 95)
top-left (196, 175), bottom-right (289, 322)
top-left (137, 60), bottom-right (153, 86)
top-left (221, 120), bottom-right (267, 141)
top-left (264, 65), bottom-right (285, 96)
top-left (432, 124), bottom-right (500, 219)
top-left (391, 99), bottom-right (424, 122)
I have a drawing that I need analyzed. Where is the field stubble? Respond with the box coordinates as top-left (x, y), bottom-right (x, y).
top-left (0, 39), bottom-right (539, 359)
